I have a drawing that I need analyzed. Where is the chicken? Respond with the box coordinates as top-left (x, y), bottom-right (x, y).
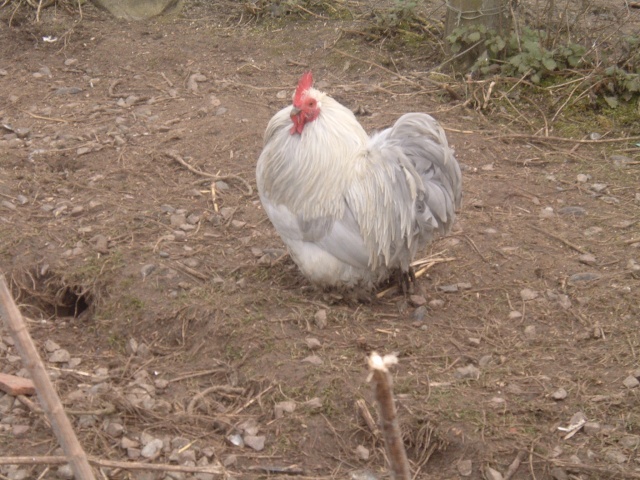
top-left (256, 72), bottom-right (462, 290)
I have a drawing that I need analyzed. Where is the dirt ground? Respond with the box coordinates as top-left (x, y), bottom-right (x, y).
top-left (1, 1), bottom-right (639, 479)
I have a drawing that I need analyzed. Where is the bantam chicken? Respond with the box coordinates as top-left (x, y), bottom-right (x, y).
top-left (256, 72), bottom-right (462, 290)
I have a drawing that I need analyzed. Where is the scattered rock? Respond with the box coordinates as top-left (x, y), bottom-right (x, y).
top-left (302, 355), bottom-right (323, 366)
top-left (355, 445), bottom-right (370, 461)
top-left (583, 422), bottom-right (601, 435)
top-left (551, 388), bottom-right (567, 400)
top-left (524, 325), bottom-right (536, 339)
top-left (578, 254), bottom-right (596, 265)
top-left (428, 299), bottom-right (444, 308)
top-left (56, 464), bottom-right (75, 480)
top-left (314, 309), bottom-right (327, 329)
top-left (140, 264), bottom-right (156, 278)
top-left (409, 294), bottom-right (426, 306)
top-left (274, 401), bottom-right (296, 418)
top-left (455, 364), bottom-right (480, 380)
top-left (549, 467), bottom-right (568, 480)
top-left (140, 438), bottom-right (164, 459)
top-left (589, 183), bottom-right (608, 193)
top-left (619, 435), bottom-right (640, 449)
top-left (305, 337), bottom-right (321, 350)
top-left (604, 448), bottom-right (627, 464)
top-left (44, 339), bottom-right (61, 352)
top-left (520, 288), bottom-right (538, 301)
top-left (583, 226), bottom-right (602, 236)
top-left (438, 284), bottom-right (458, 293)
top-left (568, 272), bottom-right (601, 284)
top-left (243, 435), bottom-right (265, 451)
top-left (558, 206), bottom-right (587, 216)
top-left (576, 173), bottom-right (589, 183)
top-left (456, 459), bottom-right (472, 476)
top-left (508, 310), bottom-right (522, 320)
top-left (623, 375), bottom-right (639, 389)
top-left (187, 73), bottom-right (207, 92)
top-left (49, 349), bottom-right (71, 363)
top-left (12, 425), bottom-right (30, 437)
top-left (611, 155), bottom-right (633, 168)
top-left (413, 306), bottom-right (427, 322)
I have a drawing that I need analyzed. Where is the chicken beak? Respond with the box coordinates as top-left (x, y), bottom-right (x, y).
top-left (290, 107), bottom-right (301, 117)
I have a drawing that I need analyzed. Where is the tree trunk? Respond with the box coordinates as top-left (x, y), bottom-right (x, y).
top-left (444, 0), bottom-right (512, 72)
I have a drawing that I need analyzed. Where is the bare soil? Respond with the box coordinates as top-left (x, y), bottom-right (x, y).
top-left (1, 2), bottom-right (639, 479)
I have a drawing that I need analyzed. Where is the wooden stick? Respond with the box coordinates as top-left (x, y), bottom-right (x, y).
top-left (529, 225), bottom-right (589, 254)
top-left (0, 276), bottom-right (96, 480)
top-left (0, 456), bottom-right (223, 474)
top-left (368, 353), bottom-right (411, 480)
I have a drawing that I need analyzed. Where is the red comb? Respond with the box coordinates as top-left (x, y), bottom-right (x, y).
top-left (293, 71), bottom-right (313, 105)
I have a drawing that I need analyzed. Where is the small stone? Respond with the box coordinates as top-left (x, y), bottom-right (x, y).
top-left (12, 425), bottom-right (30, 437)
top-left (438, 284), bottom-right (458, 293)
top-left (140, 264), bottom-right (156, 278)
top-left (524, 325), bottom-right (536, 339)
top-left (623, 375), bottom-right (639, 389)
top-left (604, 448), bottom-right (627, 464)
top-left (579, 254), bottom-right (597, 265)
top-left (16, 195), bottom-right (28, 205)
top-left (611, 155), bottom-right (633, 168)
top-left (274, 401), bottom-right (296, 418)
top-left (576, 174), bottom-right (589, 183)
top-left (215, 107), bottom-right (227, 116)
top-left (231, 220), bottom-right (246, 229)
top-left (428, 299), bottom-right (444, 308)
top-left (170, 214), bottom-right (186, 227)
top-left (44, 339), bottom-right (61, 352)
top-left (619, 435), bottom-right (640, 449)
top-left (583, 226), bottom-right (602, 236)
top-left (302, 355), bottom-right (323, 366)
top-left (314, 309), bottom-right (327, 329)
top-left (478, 355), bottom-right (492, 367)
top-left (140, 438), bottom-right (164, 458)
top-left (49, 349), bottom-right (71, 363)
top-left (549, 467), bottom-right (568, 480)
top-left (56, 464), bottom-right (75, 480)
top-left (121, 437), bottom-right (139, 449)
top-left (127, 448), bottom-right (141, 459)
top-left (468, 337), bottom-right (481, 346)
top-left (222, 454), bottom-right (237, 466)
top-left (589, 183), bottom-right (608, 193)
top-left (583, 422), bottom-right (601, 435)
top-left (568, 272), bottom-right (601, 284)
top-left (409, 294), bottom-right (426, 306)
top-left (558, 206), bottom-right (587, 216)
top-left (413, 306), bottom-right (427, 322)
top-left (1, 200), bottom-right (16, 211)
top-left (508, 310), bottom-right (522, 320)
top-left (551, 388), bottom-right (567, 400)
top-left (215, 180), bottom-right (229, 191)
top-left (539, 207), bottom-right (555, 218)
top-left (455, 364), bottom-right (480, 380)
top-left (305, 337), bottom-right (321, 350)
top-left (105, 422), bottom-right (124, 437)
top-left (457, 459), bottom-right (472, 476)
top-left (520, 288), bottom-right (538, 301)
top-left (243, 435), bottom-right (265, 451)
top-left (355, 445), bottom-right (370, 460)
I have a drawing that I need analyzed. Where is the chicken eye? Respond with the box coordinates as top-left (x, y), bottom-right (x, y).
top-left (308, 100), bottom-right (315, 107)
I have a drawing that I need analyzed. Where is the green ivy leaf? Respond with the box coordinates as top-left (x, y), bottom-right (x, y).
top-left (467, 31), bottom-right (481, 43)
top-left (530, 72), bottom-right (541, 84)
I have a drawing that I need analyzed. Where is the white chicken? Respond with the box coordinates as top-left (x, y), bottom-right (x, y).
top-left (256, 72), bottom-right (462, 290)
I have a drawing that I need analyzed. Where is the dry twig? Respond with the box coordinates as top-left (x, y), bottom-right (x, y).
top-left (529, 225), bottom-right (589, 254)
top-left (164, 150), bottom-right (253, 195)
top-left (0, 276), bottom-right (95, 480)
top-left (368, 352), bottom-right (411, 480)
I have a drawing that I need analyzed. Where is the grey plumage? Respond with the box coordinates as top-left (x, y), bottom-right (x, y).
top-left (257, 78), bottom-right (462, 289)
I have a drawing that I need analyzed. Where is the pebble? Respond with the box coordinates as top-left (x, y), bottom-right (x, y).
top-left (140, 264), bottom-right (156, 278)
top-left (539, 206), bottom-right (555, 218)
top-left (508, 310), bottom-right (522, 320)
top-left (549, 467), bottom-right (568, 480)
top-left (49, 349), bottom-right (71, 363)
top-left (305, 337), bottom-right (321, 350)
top-left (1, 200), bottom-right (16, 211)
top-left (215, 107), bottom-right (227, 116)
top-left (45, 339), bottom-right (61, 352)
top-left (576, 173), bottom-right (589, 183)
top-left (558, 206), bottom-right (587, 216)
top-left (314, 309), bottom-right (327, 329)
top-left (274, 401), bottom-right (296, 418)
top-left (140, 438), bottom-right (164, 458)
top-left (455, 364), bottom-right (480, 380)
top-left (243, 435), bottom-right (265, 451)
top-left (231, 220), bottom-right (246, 229)
top-left (428, 299), bottom-right (444, 308)
top-left (583, 422), bottom-right (601, 435)
top-left (215, 180), bottom-right (229, 191)
top-left (520, 288), bottom-right (538, 301)
top-left (623, 375), bottom-right (639, 389)
top-left (409, 294), bottom-right (426, 306)
top-left (457, 459), bottom-right (472, 476)
top-left (619, 435), bottom-right (640, 449)
top-left (413, 306), bottom-right (427, 322)
top-left (578, 253), bottom-right (596, 265)
top-left (56, 464), bottom-right (75, 480)
top-left (302, 355), bottom-right (323, 366)
top-left (524, 325), bottom-right (536, 339)
top-left (12, 425), bottom-right (30, 437)
top-left (170, 214), bottom-right (187, 227)
top-left (121, 437), bottom-right (139, 449)
top-left (583, 226), bottom-right (602, 236)
top-left (551, 387), bottom-right (567, 400)
top-left (355, 445), bottom-right (370, 460)
top-left (568, 272), bottom-right (601, 284)
top-left (604, 448), bottom-right (627, 464)
top-left (438, 284), bottom-right (458, 293)
top-left (611, 155), bottom-right (633, 167)
top-left (589, 183), bottom-right (608, 193)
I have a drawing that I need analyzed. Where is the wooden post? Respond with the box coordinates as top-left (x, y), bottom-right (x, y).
top-left (0, 275), bottom-right (96, 480)
top-left (444, 0), bottom-right (512, 71)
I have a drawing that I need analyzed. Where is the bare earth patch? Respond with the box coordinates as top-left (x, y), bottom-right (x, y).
top-left (0, 2), bottom-right (639, 479)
